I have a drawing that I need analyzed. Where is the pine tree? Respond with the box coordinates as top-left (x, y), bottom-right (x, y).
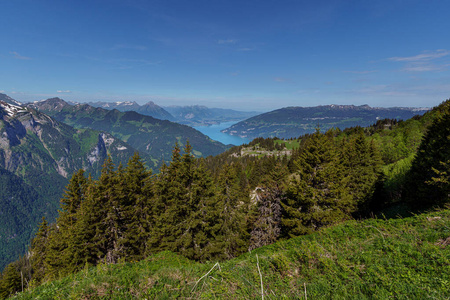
top-left (181, 158), bottom-right (217, 261)
top-left (29, 217), bottom-right (49, 283)
top-left (281, 129), bottom-right (350, 238)
top-left (405, 100), bottom-right (450, 207)
top-left (59, 169), bottom-right (88, 227)
top-left (150, 143), bottom-right (218, 261)
top-left (120, 152), bottom-right (154, 261)
top-left (70, 156), bottom-right (122, 265)
top-left (96, 156), bottom-right (125, 264)
top-left (210, 163), bottom-right (250, 259)
top-left (0, 262), bottom-right (21, 299)
top-left (44, 170), bottom-right (89, 278)
top-left (340, 131), bottom-right (382, 215)
top-left (149, 143), bottom-right (184, 253)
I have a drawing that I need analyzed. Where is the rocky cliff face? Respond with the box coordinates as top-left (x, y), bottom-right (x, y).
top-left (0, 101), bottom-right (135, 179)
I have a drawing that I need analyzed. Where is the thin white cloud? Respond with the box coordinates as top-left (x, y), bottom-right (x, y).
top-left (402, 64), bottom-right (447, 72)
top-left (57, 90), bottom-right (72, 93)
top-left (218, 39), bottom-right (237, 44)
top-left (388, 50), bottom-right (450, 62)
top-left (10, 51), bottom-right (31, 60)
top-left (387, 50), bottom-right (450, 72)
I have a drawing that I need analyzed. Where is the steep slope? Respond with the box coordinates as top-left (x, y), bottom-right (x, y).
top-left (164, 105), bottom-right (260, 126)
top-left (0, 168), bottom-right (40, 268)
top-left (29, 98), bottom-right (230, 163)
top-left (0, 99), bottom-right (139, 270)
top-left (223, 104), bottom-right (430, 139)
top-left (87, 100), bottom-right (175, 121)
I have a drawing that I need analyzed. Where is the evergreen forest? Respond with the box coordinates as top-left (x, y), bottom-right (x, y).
top-left (0, 99), bottom-right (449, 299)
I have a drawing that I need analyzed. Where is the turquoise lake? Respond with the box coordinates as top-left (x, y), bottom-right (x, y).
top-left (194, 121), bottom-right (250, 146)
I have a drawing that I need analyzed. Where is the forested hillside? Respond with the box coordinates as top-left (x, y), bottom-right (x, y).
top-left (223, 104), bottom-right (429, 139)
top-left (1, 99), bottom-right (448, 299)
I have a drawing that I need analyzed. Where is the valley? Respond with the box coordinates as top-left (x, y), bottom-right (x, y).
top-left (0, 95), bottom-right (448, 299)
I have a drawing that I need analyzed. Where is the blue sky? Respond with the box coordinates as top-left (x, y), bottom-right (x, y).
top-left (1, 0), bottom-right (450, 111)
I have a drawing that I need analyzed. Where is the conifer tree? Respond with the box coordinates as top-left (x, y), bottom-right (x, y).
top-left (59, 169), bottom-right (88, 226)
top-left (96, 156), bottom-right (125, 263)
top-left (71, 156), bottom-right (122, 265)
top-left (405, 100), bottom-right (450, 207)
top-left (30, 217), bottom-right (49, 283)
top-left (210, 163), bottom-right (250, 259)
top-left (281, 129), bottom-right (350, 238)
top-left (44, 170), bottom-right (89, 278)
top-left (0, 262), bottom-right (21, 299)
top-left (149, 143), bottom-right (183, 253)
top-left (121, 152), bottom-right (154, 261)
top-left (340, 131), bottom-right (382, 215)
top-left (181, 158), bottom-right (217, 260)
top-left (150, 142), bottom-right (218, 260)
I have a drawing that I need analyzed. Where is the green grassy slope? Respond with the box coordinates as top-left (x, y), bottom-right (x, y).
top-left (13, 209), bottom-right (450, 299)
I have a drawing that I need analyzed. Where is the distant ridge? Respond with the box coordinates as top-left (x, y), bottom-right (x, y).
top-left (222, 104), bottom-right (430, 139)
top-left (163, 105), bottom-right (260, 126)
top-left (87, 100), bottom-right (175, 121)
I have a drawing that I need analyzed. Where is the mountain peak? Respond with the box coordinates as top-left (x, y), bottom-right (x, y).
top-left (142, 101), bottom-right (156, 106)
top-left (0, 93), bottom-right (22, 106)
top-left (30, 97), bottom-right (70, 112)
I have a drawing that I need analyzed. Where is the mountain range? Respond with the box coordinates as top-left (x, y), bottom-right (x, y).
top-left (163, 105), bottom-right (259, 126)
top-left (222, 104), bottom-right (430, 139)
top-left (28, 98), bottom-right (230, 165)
top-left (85, 100), bottom-right (259, 126)
top-left (86, 100), bottom-right (175, 121)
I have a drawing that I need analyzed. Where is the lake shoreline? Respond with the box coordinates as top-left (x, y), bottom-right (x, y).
top-left (194, 121), bottom-right (250, 146)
